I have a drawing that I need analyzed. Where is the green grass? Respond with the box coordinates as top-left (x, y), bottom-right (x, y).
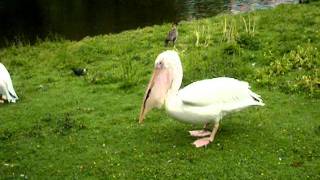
top-left (1, 2), bottom-right (320, 179)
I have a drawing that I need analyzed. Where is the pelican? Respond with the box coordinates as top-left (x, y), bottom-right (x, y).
top-left (139, 50), bottom-right (264, 148)
top-left (0, 63), bottom-right (19, 103)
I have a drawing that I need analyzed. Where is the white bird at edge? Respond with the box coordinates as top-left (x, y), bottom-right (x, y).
top-left (0, 63), bottom-right (19, 103)
top-left (139, 50), bottom-right (264, 148)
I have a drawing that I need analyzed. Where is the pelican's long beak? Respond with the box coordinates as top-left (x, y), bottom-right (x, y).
top-left (139, 65), bottom-right (172, 123)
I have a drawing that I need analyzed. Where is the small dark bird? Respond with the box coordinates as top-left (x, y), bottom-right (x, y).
top-left (72, 68), bottom-right (87, 76)
top-left (165, 23), bottom-right (178, 46)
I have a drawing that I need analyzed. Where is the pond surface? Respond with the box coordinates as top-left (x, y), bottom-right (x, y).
top-left (0, 0), bottom-right (298, 47)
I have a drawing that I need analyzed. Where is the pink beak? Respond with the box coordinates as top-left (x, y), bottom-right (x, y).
top-left (139, 65), bottom-right (172, 123)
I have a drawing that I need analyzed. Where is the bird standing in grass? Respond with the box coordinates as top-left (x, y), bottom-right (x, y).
top-left (0, 63), bottom-right (19, 103)
top-left (72, 68), bottom-right (87, 76)
top-left (139, 50), bottom-right (264, 148)
top-left (165, 23), bottom-right (178, 47)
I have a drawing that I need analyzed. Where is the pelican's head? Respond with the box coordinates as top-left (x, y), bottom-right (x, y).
top-left (139, 50), bottom-right (183, 123)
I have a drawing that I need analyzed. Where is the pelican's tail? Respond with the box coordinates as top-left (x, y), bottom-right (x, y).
top-left (5, 82), bottom-right (18, 103)
top-left (7, 88), bottom-right (18, 103)
top-left (249, 91), bottom-right (265, 106)
top-left (8, 91), bottom-right (18, 103)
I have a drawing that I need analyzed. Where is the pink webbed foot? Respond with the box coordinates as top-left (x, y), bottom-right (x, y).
top-left (189, 130), bottom-right (211, 137)
top-left (192, 138), bottom-right (211, 148)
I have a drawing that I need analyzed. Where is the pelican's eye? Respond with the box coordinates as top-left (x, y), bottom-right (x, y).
top-left (156, 61), bottom-right (164, 69)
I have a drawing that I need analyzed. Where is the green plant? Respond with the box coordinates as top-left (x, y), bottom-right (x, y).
top-left (194, 25), bottom-right (212, 47)
top-left (256, 44), bottom-right (320, 97)
top-left (222, 43), bottom-right (241, 55)
top-left (242, 16), bottom-right (256, 36)
top-left (236, 33), bottom-right (261, 50)
top-left (269, 45), bottom-right (319, 76)
top-left (296, 75), bottom-right (320, 97)
top-left (221, 17), bottom-right (238, 43)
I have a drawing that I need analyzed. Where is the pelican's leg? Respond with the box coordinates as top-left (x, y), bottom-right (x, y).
top-left (192, 122), bottom-right (220, 148)
top-left (189, 123), bottom-right (211, 137)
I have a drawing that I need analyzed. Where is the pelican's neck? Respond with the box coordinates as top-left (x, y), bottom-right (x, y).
top-left (170, 59), bottom-right (183, 93)
top-left (165, 65), bottom-right (183, 109)
top-left (165, 89), bottom-right (181, 112)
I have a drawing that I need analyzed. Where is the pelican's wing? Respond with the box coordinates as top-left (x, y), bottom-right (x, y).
top-left (0, 63), bottom-right (18, 101)
top-left (178, 77), bottom-right (264, 108)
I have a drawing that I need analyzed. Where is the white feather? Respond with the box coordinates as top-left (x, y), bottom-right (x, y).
top-left (165, 77), bottom-right (264, 124)
top-left (178, 77), bottom-right (264, 107)
top-left (0, 63), bottom-right (18, 103)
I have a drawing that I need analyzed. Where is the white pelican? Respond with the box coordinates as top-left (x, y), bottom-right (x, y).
top-left (0, 63), bottom-right (19, 103)
top-left (139, 50), bottom-right (264, 148)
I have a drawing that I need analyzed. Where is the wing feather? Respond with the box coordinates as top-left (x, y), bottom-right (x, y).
top-left (178, 77), bottom-right (263, 108)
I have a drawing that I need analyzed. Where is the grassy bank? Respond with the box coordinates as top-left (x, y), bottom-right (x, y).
top-left (1, 1), bottom-right (319, 179)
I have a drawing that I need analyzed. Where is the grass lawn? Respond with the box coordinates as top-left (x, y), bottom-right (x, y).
top-left (0, 1), bottom-right (319, 179)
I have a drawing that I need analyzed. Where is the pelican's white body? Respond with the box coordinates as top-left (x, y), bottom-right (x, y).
top-left (140, 50), bottom-right (264, 147)
top-left (149, 50), bottom-right (264, 125)
top-left (165, 77), bottom-right (264, 124)
top-left (0, 63), bottom-right (18, 103)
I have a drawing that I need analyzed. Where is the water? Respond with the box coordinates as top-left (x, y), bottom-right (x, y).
top-left (0, 0), bottom-right (298, 47)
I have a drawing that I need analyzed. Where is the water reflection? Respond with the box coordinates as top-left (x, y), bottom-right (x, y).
top-left (0, 0), bottom-right (298, 47)
top-left (176, 0), bottom-right (228, 20)
top-left (230, 0), bottom-right (298, 14)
